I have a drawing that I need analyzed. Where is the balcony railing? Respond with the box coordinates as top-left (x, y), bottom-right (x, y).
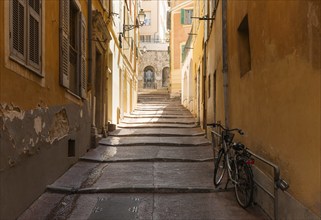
top-left (140, 38), bottom-right (169, 44)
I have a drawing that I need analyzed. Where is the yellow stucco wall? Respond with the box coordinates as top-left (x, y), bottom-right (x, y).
top-left (206, 1), bottom-right (226, 127)
top-left (209, 0), bottom-right (320, 216)
top-left (1, 0), bottom-right (88, 110)
top-left (0, 1), bottom-right (91, 219)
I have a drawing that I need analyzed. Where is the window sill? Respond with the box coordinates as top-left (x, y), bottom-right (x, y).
top-left (65, 89), bottom-right (85, 105)
top-left (9, 55), bottom-right (43, 78)
top-left (66, 89), bottom-right (82, 100)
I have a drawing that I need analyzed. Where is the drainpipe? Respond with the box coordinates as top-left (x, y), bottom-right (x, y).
top-left (222, 0), bottom-right (229, 128)
top-left (88, 0), bottom-right (92, 85)
top-left (88, 0), bottom-right (97, 147)
top-left (203, 43), bottom-right (207, 132)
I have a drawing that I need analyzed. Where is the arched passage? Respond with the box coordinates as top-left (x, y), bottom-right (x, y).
top-left (162, 67), bottom-right (170, 87)
top-left (144, 66), bottom-right (155, 89)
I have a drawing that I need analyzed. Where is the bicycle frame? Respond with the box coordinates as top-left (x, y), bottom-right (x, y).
top-left (221, 133), bottom-right (239, 185)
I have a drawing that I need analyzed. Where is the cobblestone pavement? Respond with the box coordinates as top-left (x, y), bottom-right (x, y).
top-left (19, 92), bottom-right (267, 220)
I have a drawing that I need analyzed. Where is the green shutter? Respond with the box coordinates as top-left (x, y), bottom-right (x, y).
top-left (180, 9), bottom-right (185, 24)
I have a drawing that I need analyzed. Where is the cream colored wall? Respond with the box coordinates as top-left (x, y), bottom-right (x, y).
top-left (140, 1), bottom-right (158, 36)
top-left (191, 0), bottom-right (205, 126)
top-left (171, 69), bottom-right (182, 95)
top-left (169, 2), bottom-right (193, 97)
top-left (206, 1), bottom-right (224, 125)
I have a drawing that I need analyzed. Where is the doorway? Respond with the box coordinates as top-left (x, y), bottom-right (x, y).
top-left (95, 49), bottom-right (103, 133)
top-left (144, 66), bottom-right (155, 89)
top-left (162, 67), bottom-right (170, 87)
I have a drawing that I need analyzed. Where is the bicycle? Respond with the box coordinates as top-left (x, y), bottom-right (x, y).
top-left (209, 123), bottom-right (255, 208)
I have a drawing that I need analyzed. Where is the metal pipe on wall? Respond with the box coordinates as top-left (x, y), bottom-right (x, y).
top-left (222, 0), bottom-right (229, 128)
top-left (88, 0), bottom-right (92, 84)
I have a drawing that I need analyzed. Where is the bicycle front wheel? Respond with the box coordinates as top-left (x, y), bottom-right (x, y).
top-left (234, 161), bottom-right (254, 208)
top-left (214, 149), bottom-right (226, 187)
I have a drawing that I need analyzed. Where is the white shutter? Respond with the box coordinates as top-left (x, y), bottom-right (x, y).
top-left (27, 0), bottom-right (41, 70)
top-left (80, 13), bottom-right (87, 99)
top-left (10, 0), bottom-right (26, 61)
top-left (60, 0), bottom-right (70, 88)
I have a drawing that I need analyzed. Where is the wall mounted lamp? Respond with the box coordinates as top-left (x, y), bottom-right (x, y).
top-left (191, 15), bottom-right (215, 21)
top-left (123, 9), bottom-right (146, 32)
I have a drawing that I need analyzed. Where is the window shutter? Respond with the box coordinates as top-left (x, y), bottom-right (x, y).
top-left (11, 0), bottom-right (26, 60)
top-left (180, 9), bottom-right (185, 24)
top-left (80, 13), bottom-right (87, 98)
top-left (59, 0), bottom-right (70, 88)
top-left (27, 0), bottom-right (41, 70)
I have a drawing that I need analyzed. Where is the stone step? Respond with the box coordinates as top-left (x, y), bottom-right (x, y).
top-left (46, 161), bottom-right (215, 193)
top-left (120, 118), bottom-right (196, 125)
top-left (130, 110), bottom-right (192, 116)
top-left (124, 114), bottom-right (194, 119)
top-left (117, 123), bottom-right (198, 129)
top-left (81, 145), bottom-right (213, 162)
top-left (99, 136), bottom-right (210, 146)
top-left (19, 192), bottom-right (267, 220)
top-left (134, 107), bottom-right (187, 111)
top-left (109, 128), bottom-right (205, 137)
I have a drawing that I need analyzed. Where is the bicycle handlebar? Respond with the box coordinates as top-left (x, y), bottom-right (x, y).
top-left (207, 123), bottom-right (244, 135)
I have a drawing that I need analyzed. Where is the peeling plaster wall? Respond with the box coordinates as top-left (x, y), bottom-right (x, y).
top-left (0, 102), bottom-right (91, 219)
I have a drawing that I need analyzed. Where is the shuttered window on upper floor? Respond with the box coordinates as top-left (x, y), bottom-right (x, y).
top-left (10, 0), bottom-right (42, 74)
top-left (180, 9), bottom-right (193, 25)
top-left (59, 0), bottom-right (87, 99)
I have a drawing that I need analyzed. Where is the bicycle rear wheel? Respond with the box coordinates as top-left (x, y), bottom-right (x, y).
top-left (234, 161), bottom-right (254, 208)
top-left (213, 149), bottom-right (226, 187)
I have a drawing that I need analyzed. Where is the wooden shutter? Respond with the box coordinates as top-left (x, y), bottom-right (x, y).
top-left (59, 0), bottom-right (70, 88)
top-left (80, 13), bottom-right (87, 98)
top-left (27, 0), bottom-right (41, 70)
top-left (180, 9), bottom-right (185, 24)
top-left (11, 0), bottom-right (26, 61)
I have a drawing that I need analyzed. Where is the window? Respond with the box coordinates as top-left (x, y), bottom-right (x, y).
top-left (181, 9), bottom-right (193, 25)
top-left (59, 0), bottom-right (87, 98)
top-left (144, 11), bottom-right (151, 26)
top-left (10, 0), bottom-right (42, 74)
top-left (140, 35), bottom-right (151, 43)
top-left (238, 15), bottom-right (251, 77)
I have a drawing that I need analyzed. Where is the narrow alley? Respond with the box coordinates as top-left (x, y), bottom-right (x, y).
top-left (1, 0), bottom-right (320, 219)
top-left (18, 91), bottom-right (266, 220)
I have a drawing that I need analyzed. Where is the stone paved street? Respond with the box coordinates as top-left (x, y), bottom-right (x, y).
top-left (18, 93), bottom-right (267, 220)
